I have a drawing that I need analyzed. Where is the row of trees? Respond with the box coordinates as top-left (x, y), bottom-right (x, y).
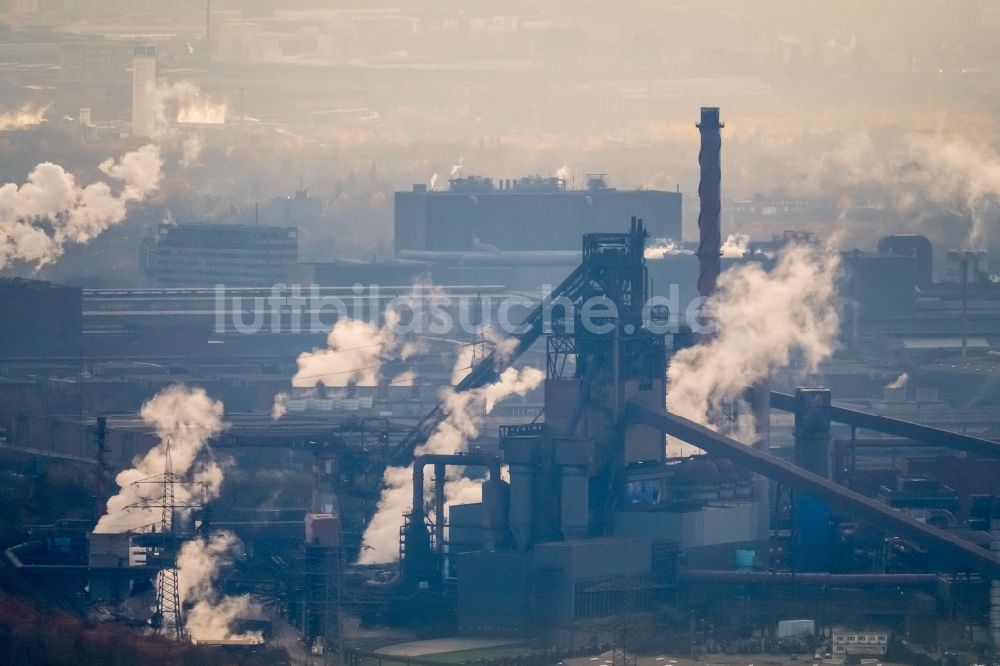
top-left (0, 589), bottom-right (285, 666)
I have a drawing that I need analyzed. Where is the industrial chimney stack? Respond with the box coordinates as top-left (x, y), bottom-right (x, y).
top-left (131, 44), bottom-right (157, 138)
top-left (696, 107), bottom-right (723, 302)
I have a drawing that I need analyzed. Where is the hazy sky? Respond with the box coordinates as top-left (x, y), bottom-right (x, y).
top-left (1, 0), bottom-right (999, 281)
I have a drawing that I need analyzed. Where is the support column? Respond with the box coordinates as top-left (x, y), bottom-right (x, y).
top-left (481, 474), bottom-right (509, 551)
top-left (793, 388), bottom-right (832, 572)
top-left (403, 459), bottom-right (433, 589)
top-left (411, 459), bottom-right (425, 524)
top-left (434, 462), bottom-right (446, 553)
top-left (991, 515), bottom-right (999, 660)
top-left (503, 438), bottom-right (538, 552)
top-left (560, 464), bottom-right (589, 540)
top-left (508, 464), bottom-right (534, 552)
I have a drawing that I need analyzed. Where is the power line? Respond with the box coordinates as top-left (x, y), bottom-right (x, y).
top-left (291, 364), bottom-right (382, 383)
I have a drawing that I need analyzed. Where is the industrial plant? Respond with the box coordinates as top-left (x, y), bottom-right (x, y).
top-left (1, 3), bottom-right (1000, 666)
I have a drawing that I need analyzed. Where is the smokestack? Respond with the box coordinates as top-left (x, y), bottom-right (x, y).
top-left (793, 388), bottom-right (833, 571)
top-left (205, 0), bottom-right (212, 67)
top-left (696, 107), bottom-right (723, 302)
top-left (131, 44), bottom-right (157, 138)
top-left (95, 416), bottom-right (108, 518)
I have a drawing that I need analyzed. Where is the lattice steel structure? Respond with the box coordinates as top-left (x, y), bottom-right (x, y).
top-left (126, 440), bottom-right (201, 641)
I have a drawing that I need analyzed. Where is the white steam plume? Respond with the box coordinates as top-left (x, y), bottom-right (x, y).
top-left (885, 372), bottom-right (908, 390)
top-left (156, 81), bottom-right (227, 126)
top-left (0, 105), bottom-right (48, 132)
top-left (95, 385), bottom-right (227, 534)
top-left (449, 325), bottom-right (517, 385)
top-left (177, 530), bottom-right (263, 642)
top-left (450, 345), bottom-right (476, 385)
top-left (358, 364), bottom-right (543, 564)
top-left (907, 135), bottom-right (1000, 251)
top-left (390, 370), bottom-right (416, 386)
top-left (721, 233), bottom-right (750, 258)
top-left (813, 132), bottom-right (1000, 251)
top-left (273, 284), bottom-right (447, 416)
top-left (180, 133), bottom-right (205, 168)
top-left (644, 237), bottom-right (690, 259)
top-left (666, 242), bottom-right (841, 455)
top-left (291, 318), bottom-right (398, 389)
top-left (271, 392), bottom-right (289, 420)
top-left (0, 144), bottom-right (162, 270)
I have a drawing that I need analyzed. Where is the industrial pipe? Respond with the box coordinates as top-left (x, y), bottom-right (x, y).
top-left (679, 570), bottom-right (939, 586)
top-left (771, 391), bottom-right (1000, 459)
top-left (625, 401), bottom-right (1000, 578)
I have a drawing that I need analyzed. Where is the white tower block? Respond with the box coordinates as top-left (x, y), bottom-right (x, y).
top-left (131, 44), bottom-right (157, 138)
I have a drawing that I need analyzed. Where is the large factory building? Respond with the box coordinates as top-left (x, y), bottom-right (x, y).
top-left (0, 278), bottom-right (82, 360)
top-left (142, 222), bottom-right (299, 286)
top-left (395, 174), bottom-right (682, 254)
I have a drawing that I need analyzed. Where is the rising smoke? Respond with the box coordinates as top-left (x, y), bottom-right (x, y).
top-left (721, 233), bottom-right (750, 258)
top-left (449, 324), bottom-right (519, 385)
top-left (808, 131), bottom-right (1000, 253)
top-left (643, 233), bottom-right (748, 259)
top-left (176, 530), bottom-right (263, 642)
top-left (94, 386), bottom-right (260, 641)
top-left (272, 284), bottom-right (444, 418)
top-left (390, 370), bottom-right (417, 386)
top-left (886, 372), bottom-right (908, 390)
top-left (156, 81), bottom-right (227, 126)
top-left (644, 237), bottom-right (690, 259)
top-left (0, 82), bottom-right (221, 274)
top-left (180, 134), bottom-right (205, 168)
top-left (907, 135), bottom-right (1000, 251)
top-left (358, 362), bottom-right (543, 564)
top-left (0, 144), bottom-right (163, 270)
top-left (268, 282), bottom-right (541, 562)
top-left (450, 344), bottom-right (476, 385)
top-left (554, 165), bottom-right (574, 186)
top-left (148, 80), bottom-right (226, 171)
top-left (666, 242), bottom-right (841, 454)
top-left (95, 385), bottom-right (227, 534)
top-left (0, 105), bottom-right (48, 132)
top-left (291, 318), bottom-right (400, 390)
top-left (273, 316), bottom-right (397, 419)
top-left (271, 393), bottom-right (290, 420)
